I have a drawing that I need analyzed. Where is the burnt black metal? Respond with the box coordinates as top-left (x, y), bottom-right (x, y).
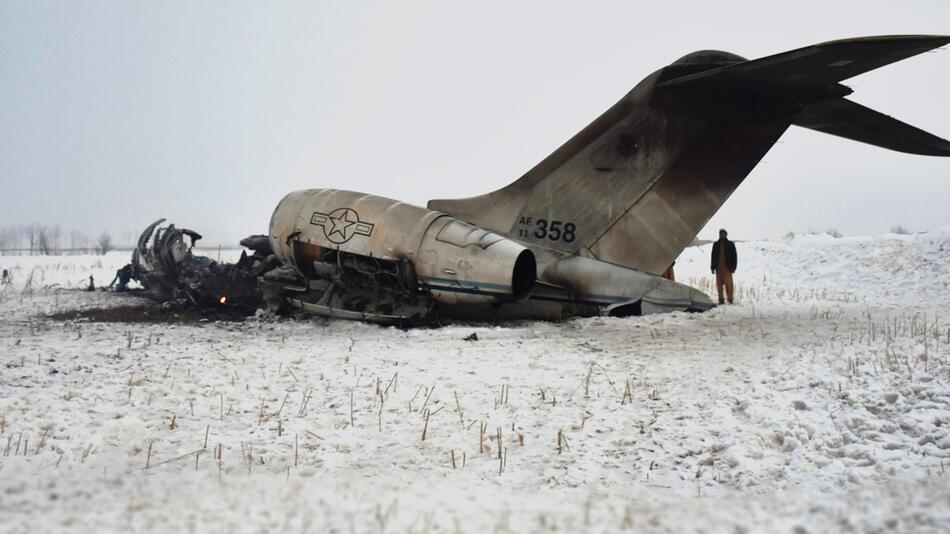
top-left (122, 219), bottom-right (267, 311)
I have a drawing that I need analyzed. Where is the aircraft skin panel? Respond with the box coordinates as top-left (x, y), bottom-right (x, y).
top-left (429, 78), bottom-right (709, 266)
top-left (504, 104), bottom-right (700, 257)
top-left (427, 97), bottom-right (632, 233)
top-left (590, 118), bottom-right (792, 274)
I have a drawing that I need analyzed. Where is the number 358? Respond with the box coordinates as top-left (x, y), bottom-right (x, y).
top-left (534, 219), bottom-right (576, 243)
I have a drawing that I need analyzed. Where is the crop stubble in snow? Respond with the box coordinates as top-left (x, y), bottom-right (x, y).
top-left (1, 231), bottom-right (950, 532)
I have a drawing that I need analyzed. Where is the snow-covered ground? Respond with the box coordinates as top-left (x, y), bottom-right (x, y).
top-left (1, 232), bottom-right (949, 533)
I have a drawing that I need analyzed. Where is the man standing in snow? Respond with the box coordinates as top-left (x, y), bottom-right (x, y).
top-left (710, 229), bottom-right (737, 304)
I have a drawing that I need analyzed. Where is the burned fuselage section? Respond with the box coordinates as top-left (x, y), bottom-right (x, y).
top-left (261, 189), bottom-right (537, 324)
top-left (127, 219), bottom-right (266, 310)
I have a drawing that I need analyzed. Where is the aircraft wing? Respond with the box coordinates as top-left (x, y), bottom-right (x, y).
top-left (658, 35), bottom-right (950, 92)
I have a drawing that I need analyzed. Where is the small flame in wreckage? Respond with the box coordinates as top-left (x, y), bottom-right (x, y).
top-left (218, 296), bottom-right (227, 305)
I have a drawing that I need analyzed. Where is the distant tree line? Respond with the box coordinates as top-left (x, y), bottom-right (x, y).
top-left (0, 225), bottom-right (136, 255)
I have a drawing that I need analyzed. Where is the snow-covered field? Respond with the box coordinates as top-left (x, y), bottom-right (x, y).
top-left (2, 232), bottom-right (950, 533)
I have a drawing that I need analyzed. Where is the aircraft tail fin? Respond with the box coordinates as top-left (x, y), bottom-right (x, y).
top-left (428, 36), bottom-right (949, 275)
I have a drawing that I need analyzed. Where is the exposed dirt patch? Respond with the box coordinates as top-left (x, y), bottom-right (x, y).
top-left (45, 304), bottom-right (254, 324)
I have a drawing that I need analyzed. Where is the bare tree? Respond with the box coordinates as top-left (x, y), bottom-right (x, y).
top-left (0, 227), bottom-right (11, 253)
top-left (1, 227), bottom-right (21, 252)
top-left (29, 224), bottom-right (37, 255)
top-left (97, 232), bottom-right (113, 255)
top-left (49, 224), bottom-right (62, 254)
top-left (5, 226), bottom-right (26, 252)
top-left (35, 225), bottom-right (53, 255)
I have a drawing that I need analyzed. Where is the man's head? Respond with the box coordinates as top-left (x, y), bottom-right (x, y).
top-left (719, 229), bottom-right (728, 240)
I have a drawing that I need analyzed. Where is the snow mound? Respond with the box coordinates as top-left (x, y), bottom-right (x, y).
top-left (677, 229), bottom-right (950, 305)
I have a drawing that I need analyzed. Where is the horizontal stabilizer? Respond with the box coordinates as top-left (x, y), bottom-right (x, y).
top-left (794, 98), bottom-right (950, 156)
top-left (659, 35), bottom-right (950, 92)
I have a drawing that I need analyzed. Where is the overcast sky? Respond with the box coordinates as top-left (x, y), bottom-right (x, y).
top-left (1, 0), bottom-right (948, 245)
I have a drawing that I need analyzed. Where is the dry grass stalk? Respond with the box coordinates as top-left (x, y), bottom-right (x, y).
top-left (585, 363), bottom-right (594, 397)
top-left (421, 409), bottom-right (431, 441)
top-left (81, 443), bottom-right (93, 463)
top-left (35, 427), bottom-right (51, 454)
top-left (496, 427), bottom-right (502, 460)
top-left (274, 393), bottom-right (289, 419)
top-left (621, 380), bottom-right (633, 406)
top-left (384, 372), bottom-right (398, 394)
top-left (148, 448), bottom-right (205, 469)
top-left (409, 385), bottom-right (424, 413)
top-left (378, 394), bottom-right (384, 432)
top-left (496, 384), bottom-right (510, 406)
top-left (298, 388), bottom-right (313, 417)
top-left (454, 390), bottom-right (464, 428)
top-left (421, 385), bottom-right (435, 414)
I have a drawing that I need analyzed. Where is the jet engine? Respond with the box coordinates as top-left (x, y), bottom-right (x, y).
top-left (264, 189), bottom-right (536, 323)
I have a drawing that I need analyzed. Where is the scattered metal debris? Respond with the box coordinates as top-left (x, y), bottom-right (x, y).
top-left (114, 219), bottom-right (272, 312)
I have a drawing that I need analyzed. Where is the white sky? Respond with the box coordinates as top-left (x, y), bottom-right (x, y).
top-left (1, 0), bottom-right (948, 245)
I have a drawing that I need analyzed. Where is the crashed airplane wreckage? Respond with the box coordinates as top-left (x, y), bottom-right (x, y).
top-left (125, 36), bottom-right (950, 324)
top-left (120, 219), bottom-right (271, 311)
top-left (254, 36), bottom-right (950, 324)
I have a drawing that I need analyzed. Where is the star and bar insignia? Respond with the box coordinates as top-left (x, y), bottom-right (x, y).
top-left (310, 208), bottom-right (374, 244)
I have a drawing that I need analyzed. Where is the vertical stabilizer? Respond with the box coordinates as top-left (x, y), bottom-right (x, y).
top-left (429, 36), bottom-right (949, 274)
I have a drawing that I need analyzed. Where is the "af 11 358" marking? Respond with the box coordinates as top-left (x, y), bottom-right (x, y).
top-left (517, 217), bottom-right (576, 243)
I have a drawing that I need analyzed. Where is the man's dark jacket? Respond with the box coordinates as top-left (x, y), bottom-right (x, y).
top-left (710, 239), bottom-right (738, 272)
